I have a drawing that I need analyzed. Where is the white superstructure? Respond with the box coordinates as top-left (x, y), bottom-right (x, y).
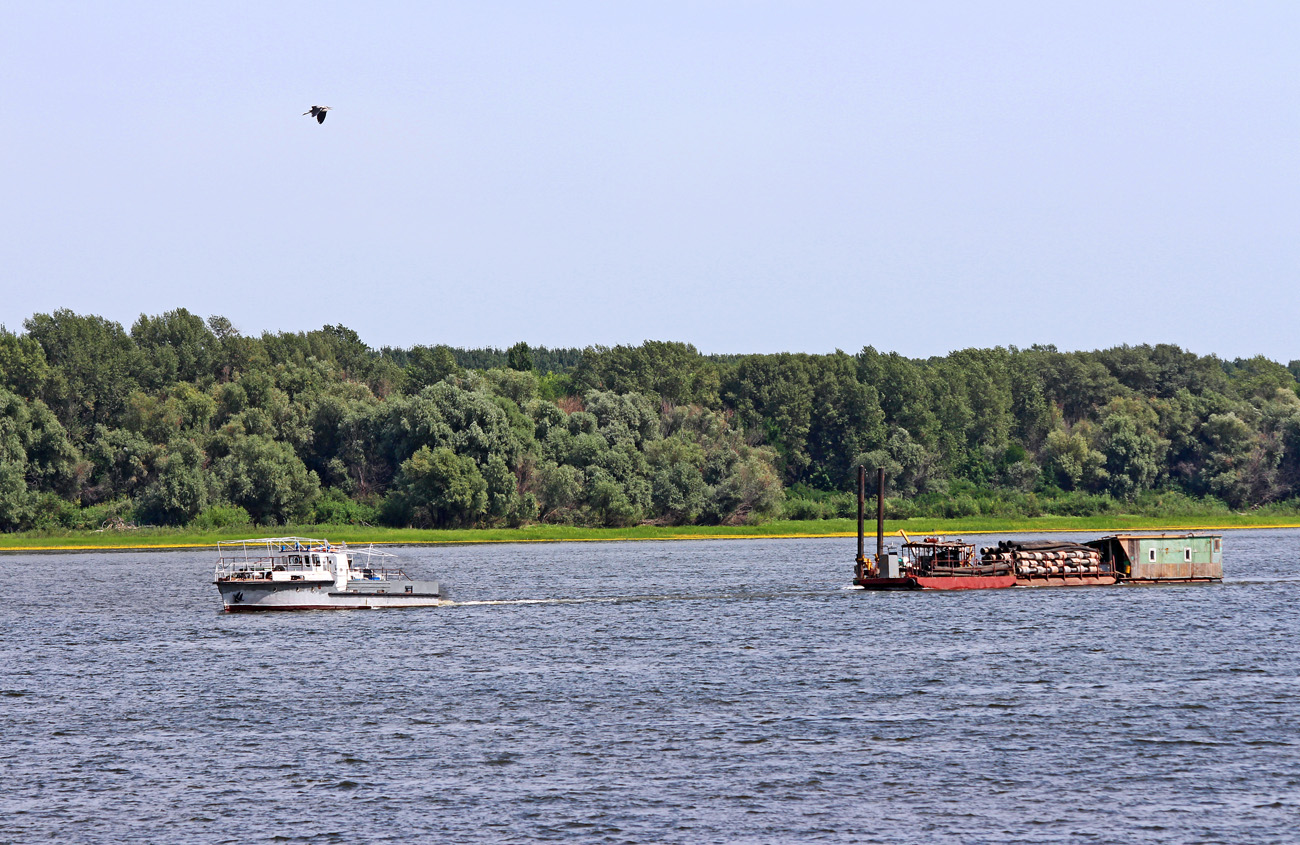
top-left (213, 536), bottom-right (445, 611)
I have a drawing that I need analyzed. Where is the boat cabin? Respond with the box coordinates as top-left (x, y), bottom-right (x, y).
top-left (1085, 533), bottom-right (1222, 582)
top-left (213, 535), bottom-right (444, 610)
top-left (904, 538), bottom-right (979, 575)
top-left (213, 536), bottom-right (403, 589)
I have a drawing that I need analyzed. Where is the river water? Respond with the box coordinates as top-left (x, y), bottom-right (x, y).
top-left (2, 529), bottom-right (1298, 844)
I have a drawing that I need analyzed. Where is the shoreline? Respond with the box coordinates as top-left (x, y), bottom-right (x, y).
top-left (2, 518), bottom-right (1297, 553)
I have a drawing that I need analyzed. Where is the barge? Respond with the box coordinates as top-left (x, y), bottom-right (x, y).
top-left (856, 534), bottom-right (1015, 590)
top-left (214, 537), bottom-right (446, 611)
top-left (851, 467), bottom-right (1222, 590)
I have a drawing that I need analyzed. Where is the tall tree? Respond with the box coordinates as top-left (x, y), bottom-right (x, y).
top-left (506, 341), bottom-right (534, 372)
top-left (24, 310), bottom-right (139, 436)
top-left (131, 308), bottom-right (217, 390)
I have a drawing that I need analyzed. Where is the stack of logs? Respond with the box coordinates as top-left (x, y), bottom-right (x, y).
top-left (980, 541), bottom-right (1104, 577)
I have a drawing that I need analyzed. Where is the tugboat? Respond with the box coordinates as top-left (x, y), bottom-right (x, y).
top-left (858, 533), bottom-right (1017, 590)
top-left (214, 537), bottom-right (446, 611)
top-left (852, 468), bottom-right (1015, 590)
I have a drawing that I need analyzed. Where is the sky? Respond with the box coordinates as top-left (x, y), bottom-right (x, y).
top-left (3, 1), bottom-right (1297, 361)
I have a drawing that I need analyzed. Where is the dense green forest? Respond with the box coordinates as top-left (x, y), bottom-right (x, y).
top-left (2, 308), bottom-right (1300, 532)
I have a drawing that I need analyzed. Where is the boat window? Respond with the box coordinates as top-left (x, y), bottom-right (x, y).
top-left (1149, 548), bottom-right (1156, 562)
top-left (312, 554), bottom-right (320, 566)
top-left (1214, 538), bottom-right (1221, 552)
top-left (1184, 548), bottom-right (1192, 561)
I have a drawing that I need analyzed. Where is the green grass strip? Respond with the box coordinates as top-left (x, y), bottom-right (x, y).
top-left (1, 513), bottom-right (1297, 552)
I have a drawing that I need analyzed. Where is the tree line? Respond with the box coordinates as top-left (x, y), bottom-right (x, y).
top-left (1, 307), bottom-right (1298, 531)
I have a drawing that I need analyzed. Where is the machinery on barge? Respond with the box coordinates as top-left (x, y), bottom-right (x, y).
top-left (851, 468), bottom-right (1222, 590)
top-left (214, 537), bottom-right (446, 611)
top-left (858, 533), bottom-right (1016, 590)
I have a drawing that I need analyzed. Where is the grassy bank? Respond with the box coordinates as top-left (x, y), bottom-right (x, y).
top-left (1, 513), bottom-right (1298, 552)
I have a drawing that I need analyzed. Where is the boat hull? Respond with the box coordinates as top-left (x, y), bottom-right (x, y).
top-left (1015, 574), bottom-right (1118, 588)
top-left (1117, 577), bottom-right (1222, 585)
top-left (856, 574), bottom-right (1017, 591)
top-left (217, 580), bottom-right (446, 611)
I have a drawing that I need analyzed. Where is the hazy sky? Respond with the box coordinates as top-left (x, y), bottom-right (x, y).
top-left (3, 2), bottom-right (1297, 360)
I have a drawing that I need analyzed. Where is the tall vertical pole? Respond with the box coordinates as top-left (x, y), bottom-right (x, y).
top-left (856, 465), bottom-right (866, 564)
top-left (876, 467), bottom-right (885, 564)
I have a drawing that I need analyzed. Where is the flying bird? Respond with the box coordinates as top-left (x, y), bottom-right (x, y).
top-left (303, 106), bottom-right (331, 124)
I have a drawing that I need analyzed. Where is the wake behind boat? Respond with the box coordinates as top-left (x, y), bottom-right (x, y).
top-left (214, 536), bottom-right (446, 611)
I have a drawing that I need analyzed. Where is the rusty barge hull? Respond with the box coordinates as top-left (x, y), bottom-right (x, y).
top-left (1014, 574), bottom-right (1119, 588)
top-left (856, 574), bottom-right (1017, 591)
top-left (857, 572), bottom-right (1128, 589)
top-left (1114, 577), bottom-right (1222, 585)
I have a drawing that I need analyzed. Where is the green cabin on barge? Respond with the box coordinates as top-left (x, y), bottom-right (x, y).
top-left (1085, 533), bottom-right (1222, 583)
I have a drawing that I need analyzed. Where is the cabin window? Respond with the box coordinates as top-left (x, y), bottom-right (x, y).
top-left (1214, 538), bottom-right (1221, 552)
top-left (312, 554), bottom-right (320, 566)
top-left (1149, 548), bottom-right (1156, 562)
top-left (1184, 548), bottom-right (1192, 561)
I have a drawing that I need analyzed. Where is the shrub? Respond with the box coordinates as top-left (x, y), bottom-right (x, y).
top-left (883, 497), bottom-right (914, 520)
top-left (1044, 491), bottom-right (1115, 517)
top-left (312, 489), bottom-right (379, 526)
top-left (191, 505), bottom-right (252, 530)
top-left (781, 494), bottom-right (828, 521)
top-left (943, 494), bottom-right (979, 518)
top-left (781, 485), bottom-right (858, 521)
top-left (1131, 489), bottom-right (1230, 517)
top-left (63, 498), bottom-right (136, 530)
top-left (29, 493), bottom-right (79, 530)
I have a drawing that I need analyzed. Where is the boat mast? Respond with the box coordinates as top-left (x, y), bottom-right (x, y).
top-left (876, 466), bottom-right (885, 565)
top-left (856, 465), bottom-right (866, 566)
top-left (855, 466), bottom-right (887, 576)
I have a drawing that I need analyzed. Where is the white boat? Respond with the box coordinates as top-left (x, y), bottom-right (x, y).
top-left (213, 537), bottom-right (446, 612)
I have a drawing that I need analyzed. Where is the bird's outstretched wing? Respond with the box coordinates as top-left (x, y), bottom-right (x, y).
top-left (316, 110), bottom-right (327, 124)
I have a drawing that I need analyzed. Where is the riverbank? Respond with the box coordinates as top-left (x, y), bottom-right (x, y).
top-left (1, 513), bottom-right (1297, 552)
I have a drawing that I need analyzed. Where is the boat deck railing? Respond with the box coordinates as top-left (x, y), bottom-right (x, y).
top-left (214, 536), bottom-right (402, 581)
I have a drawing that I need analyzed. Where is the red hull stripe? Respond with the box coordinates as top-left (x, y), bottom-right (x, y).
top-left (224, 604), bottom-right (345, 612)
top-left (855, 574), bottom-right (1016, 591)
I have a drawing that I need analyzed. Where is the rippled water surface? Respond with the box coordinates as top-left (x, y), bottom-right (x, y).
top-left (2, 530), bottom-right (1299, 843)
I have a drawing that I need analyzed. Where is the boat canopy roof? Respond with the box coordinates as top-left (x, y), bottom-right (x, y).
top-left (1093, 532), bottom-right (1221, 540)
top-left (903, 537), bottom-right (974, 549)
top-left (215, 536), bottom-right (395, 559)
